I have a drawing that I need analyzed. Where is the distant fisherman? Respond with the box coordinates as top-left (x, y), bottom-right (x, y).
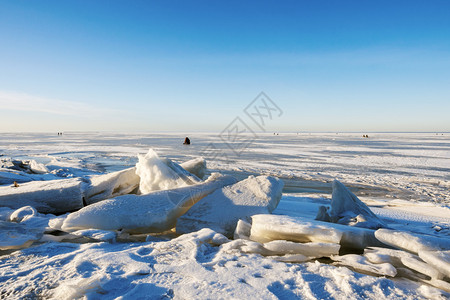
top-left (183, 137), bottom-right (191, 145)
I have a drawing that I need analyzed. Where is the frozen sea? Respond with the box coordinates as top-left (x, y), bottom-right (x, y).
top-left (0, 132), bottom-right (449, 299)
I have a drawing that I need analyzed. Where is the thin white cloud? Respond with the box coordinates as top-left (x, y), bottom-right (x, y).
top-left (0, 90), bottom-right (119, 117)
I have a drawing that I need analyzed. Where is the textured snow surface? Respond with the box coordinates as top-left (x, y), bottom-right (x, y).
top-left (1, 229), bottom-right (445, 300)
top-left (316, 179), bottom-right (386, 229)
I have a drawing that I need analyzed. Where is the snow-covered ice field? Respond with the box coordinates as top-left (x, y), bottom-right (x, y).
top-left (0, 132), bottom-right (449, 299)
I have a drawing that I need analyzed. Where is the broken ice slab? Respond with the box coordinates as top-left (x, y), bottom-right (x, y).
top-left (263, 240), bottom-right (340, 258)
top-left (331, 254), bottom-right (397, 277)
top-left (418, 250), bottom-right (450, 279)
top-left (250, 214), bottom-right (387, 250)
top-left (400, 256), bottom-right (443, 280)
top-left (234, 219), bottom-right (252, 240)
top-left (251, 214), bottom-right (342, 244)
top-left (61, 174), bottom-right (237, 233)
top-left (374, 228), bottom-right (450, 254)
top-left (364, 247), bottom-right (419, 267)
top-left (29, 160), bottom-right (49, 174)
top-left (83, 167), bottom-right (140, 205)
top-left (0, 178), bottom-right (84, 213)
top-left (420, 278), bottom-right (450, 293)
top-left (176, 176), bottom-right (283, 237)
top-left (135, 148), bottom-right (201, 194)
top-left (180, 157), bottom-right (207, 179)
top-left (315, 179), bottom-right (386, 229)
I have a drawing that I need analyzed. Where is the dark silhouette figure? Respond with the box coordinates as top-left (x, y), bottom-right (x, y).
top-left (183, 137), bottom-right (191, 145)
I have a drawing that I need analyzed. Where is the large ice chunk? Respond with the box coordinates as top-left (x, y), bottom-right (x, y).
top-left (0, 170), bottom-right (34, 185)
top-left (83, 167), bottom-right (140, 205)
top-left (29, 160), bottom-right (49, 174)
top-left (220, 238), bottom-right (339, 260)
top-left (400, 256), bottom-right (443, 280)
top-left (316, 180), bottom-right (386, 229)
top-left (61, 174), bottom-right (237, 233)
top-left (364, 247), bottom-right (419, 267)
top-left (234, 219), bottom-right (252, 240)
top-left (136, 149), bottom-right (201, 194)
top-left (418, 250), bottom-right (450, 279)
top-left (0, 178), bottom-right (84, 213)
top-left (176, 176), bottom-right (283, 237)
top-left (250, 214), bottom-right (387, 250)
top-left (374, 228), bottom-right (450, 254)
top-left (180, 157), bottom-right (207, 179)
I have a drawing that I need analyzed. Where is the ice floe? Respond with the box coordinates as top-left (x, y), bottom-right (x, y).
top-left (0, 178), bottom-right (84, 213)
top-left (418, 250), bottom-right (450, 279)
top-left (83, 167), bottom-right (140, 205)
top-left (316, 179), bottom-right (386, 229)
top-left (331, 254), bottom-right (397, 277)
top-left (374, 228), bottom-right (450, 253)
top-left (250, 214), bottom-right (386, 250)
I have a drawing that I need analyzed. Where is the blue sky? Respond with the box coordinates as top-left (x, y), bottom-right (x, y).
top-left (1, 1), bottom-right (449, 132)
